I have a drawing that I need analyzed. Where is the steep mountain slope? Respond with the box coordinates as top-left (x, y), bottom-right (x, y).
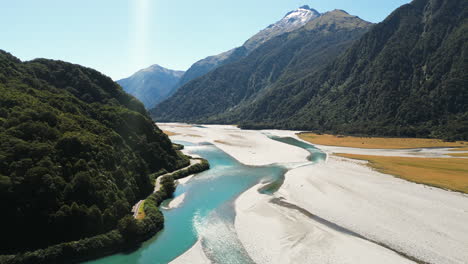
top-left (151, 10), bottom-right (372, 122)
top-left (240, 0), bottom-right (468, 140)
top-left (0, 50), bottom-right (188, 255)
top-left (117, 65), bottom-right (184, 109)
top-left (177, 47), bottom-right (247, 87)
top-left (177, 5), bottom-right (320, 87)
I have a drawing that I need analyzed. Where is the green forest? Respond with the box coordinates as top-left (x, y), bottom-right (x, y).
top-left (0, 50), bottom-right (192, 263)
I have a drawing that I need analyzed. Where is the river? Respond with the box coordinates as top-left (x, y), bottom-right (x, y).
top-left (85, 137), bottom-right (325, 264)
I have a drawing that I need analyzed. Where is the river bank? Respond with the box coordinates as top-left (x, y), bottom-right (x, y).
top-left (160, 123), bottom-right (468, 264)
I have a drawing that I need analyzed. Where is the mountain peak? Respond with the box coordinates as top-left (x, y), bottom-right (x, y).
top-left (138, 64), bottom-right (183, 76)
top-left (284, 6), bottom-right (320, 19)
top-left (330, 9), bottom-right (349, 15)
top-left (244, 6), bottom-right (320, 51)
top-left (148, 64), bottom-right (163, 69)
top-left (118, 64), bottom-right (185, 109)
top-left (298, 5), bottom-right (320, 13)
top-left (304, 9), bottom-right (372, 31)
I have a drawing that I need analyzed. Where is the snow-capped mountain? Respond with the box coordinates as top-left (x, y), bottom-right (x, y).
top-left (177, 6), bottom-right (321, 88)
top-left (243, 5), bottom-right (320, 51)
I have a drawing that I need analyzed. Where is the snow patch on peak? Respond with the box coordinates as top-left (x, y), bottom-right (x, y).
top-left (244, 6), bottom-right (320, 52)
top-left (278, 7), bottom-right (320, 29)
top-left (284, 9), bottom-right (314, 24)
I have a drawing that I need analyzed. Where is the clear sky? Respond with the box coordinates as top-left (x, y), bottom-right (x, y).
top-left (2, 0), bottom-right (411, 80)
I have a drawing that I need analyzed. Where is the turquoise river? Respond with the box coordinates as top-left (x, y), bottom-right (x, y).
top-left (85, 136), bottom-right (326, 264)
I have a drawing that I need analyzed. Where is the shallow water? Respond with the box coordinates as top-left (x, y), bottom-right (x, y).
top-left (85, 137), bottom-right (325, 264)
top-left (85, 143), bottom-right (284, 264)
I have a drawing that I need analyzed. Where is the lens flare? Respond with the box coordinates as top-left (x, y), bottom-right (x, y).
top-left (131, 0), bottom-right (150, 70)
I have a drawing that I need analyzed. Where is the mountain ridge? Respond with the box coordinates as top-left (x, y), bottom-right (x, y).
top-left (151, 10), bottom-right (373, 123)
top-left (176, 6), bottom-right (321, 88)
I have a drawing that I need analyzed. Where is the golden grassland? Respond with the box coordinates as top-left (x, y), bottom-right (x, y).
top-left (162, 130), bottom-right (178, 136)
top-left (448, 152), bottom-right (468, 158)
top-left (298, 133), bottom-right (468, 149)
top-left (453, 147), bottom-right (468, 151)
top-left (337, 153), bottom-right (468, 193)
top-left (136, 201), bottom-right (146, 220)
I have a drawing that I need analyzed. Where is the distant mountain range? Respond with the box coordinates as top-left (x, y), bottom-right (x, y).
top-left (119, 6), bottom-right (321, 107)
top-left (117, 65), bottom-right (184, 109)
top-left (152, 0), bottom-right (468, 140)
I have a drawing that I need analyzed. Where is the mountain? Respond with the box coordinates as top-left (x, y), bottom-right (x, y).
top-left (153, 0), bottom-right (468, 140)
top-left (151, 10), bottom-right (372, 123)
top-left (177, 5), bottom-right (320, 87)
top-left (0, 50), bottom-right (188, 258)
top-left (177, 47), bottom-right (247, 87)
top-left (238, 0), bottom-right (468, 140)
top-left (117, 65), bottom-right (184, 109)
top-left (243, 5), bottom-right (321, 51)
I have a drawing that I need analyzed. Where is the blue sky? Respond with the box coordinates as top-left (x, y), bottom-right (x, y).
top-left (2, 0), bottom-right (411, 80)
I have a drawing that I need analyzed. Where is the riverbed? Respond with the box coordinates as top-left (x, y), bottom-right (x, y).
top-left (86, 124), bottom-right (468, 264)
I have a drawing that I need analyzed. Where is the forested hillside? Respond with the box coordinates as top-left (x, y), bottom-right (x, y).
top-left (240, 0), bottom-right (468, 140)
top-left (153, 0), bottom-right (467, 140)
top-left (0, 50), bottom-right (188, 256)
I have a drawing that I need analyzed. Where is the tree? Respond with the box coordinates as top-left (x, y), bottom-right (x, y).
top-left (117, 215), bottom-right (139, 242)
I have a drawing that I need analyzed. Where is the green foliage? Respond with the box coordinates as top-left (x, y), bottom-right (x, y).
top-left (169, 159), bottom-right (210, 180)
top-left (160, 175), bottom-right (176, 195)
top-left (0, 50), bottom-right (187, 256)
top-left (0, 230), bottom-right (125, 264)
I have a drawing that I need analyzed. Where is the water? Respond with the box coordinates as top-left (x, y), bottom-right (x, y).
top-left (268, 136), bottom-right (327, 163)
top-left (85, 137), bottom-right (325, 264)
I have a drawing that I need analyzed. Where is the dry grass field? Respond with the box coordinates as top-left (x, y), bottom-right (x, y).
top-left (448, 152), bottom-right (468, 158)
top-left (452, 147), bottom-right (468, 151)
top-left (298, 133), bottom-right (468, 149)
top-left (337, 154), bottom-right (468, 193)
top-left (163, 130), bottom-right (178, 136)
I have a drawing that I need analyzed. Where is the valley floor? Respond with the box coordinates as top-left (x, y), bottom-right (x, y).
top-left (158, 123), bottom-right (468, 264)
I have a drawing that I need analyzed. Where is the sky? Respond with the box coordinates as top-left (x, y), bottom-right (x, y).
top-left (1, 0), bottom-right (411, 80)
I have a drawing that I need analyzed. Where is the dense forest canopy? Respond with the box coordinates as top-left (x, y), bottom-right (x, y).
top-left (0, 50), bottom-right (188, 254)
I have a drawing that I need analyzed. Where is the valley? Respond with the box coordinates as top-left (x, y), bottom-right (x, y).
top-left (1, 0), bottom-right (466, 263)
top-left (104, 123), bottom-right (467, 264)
